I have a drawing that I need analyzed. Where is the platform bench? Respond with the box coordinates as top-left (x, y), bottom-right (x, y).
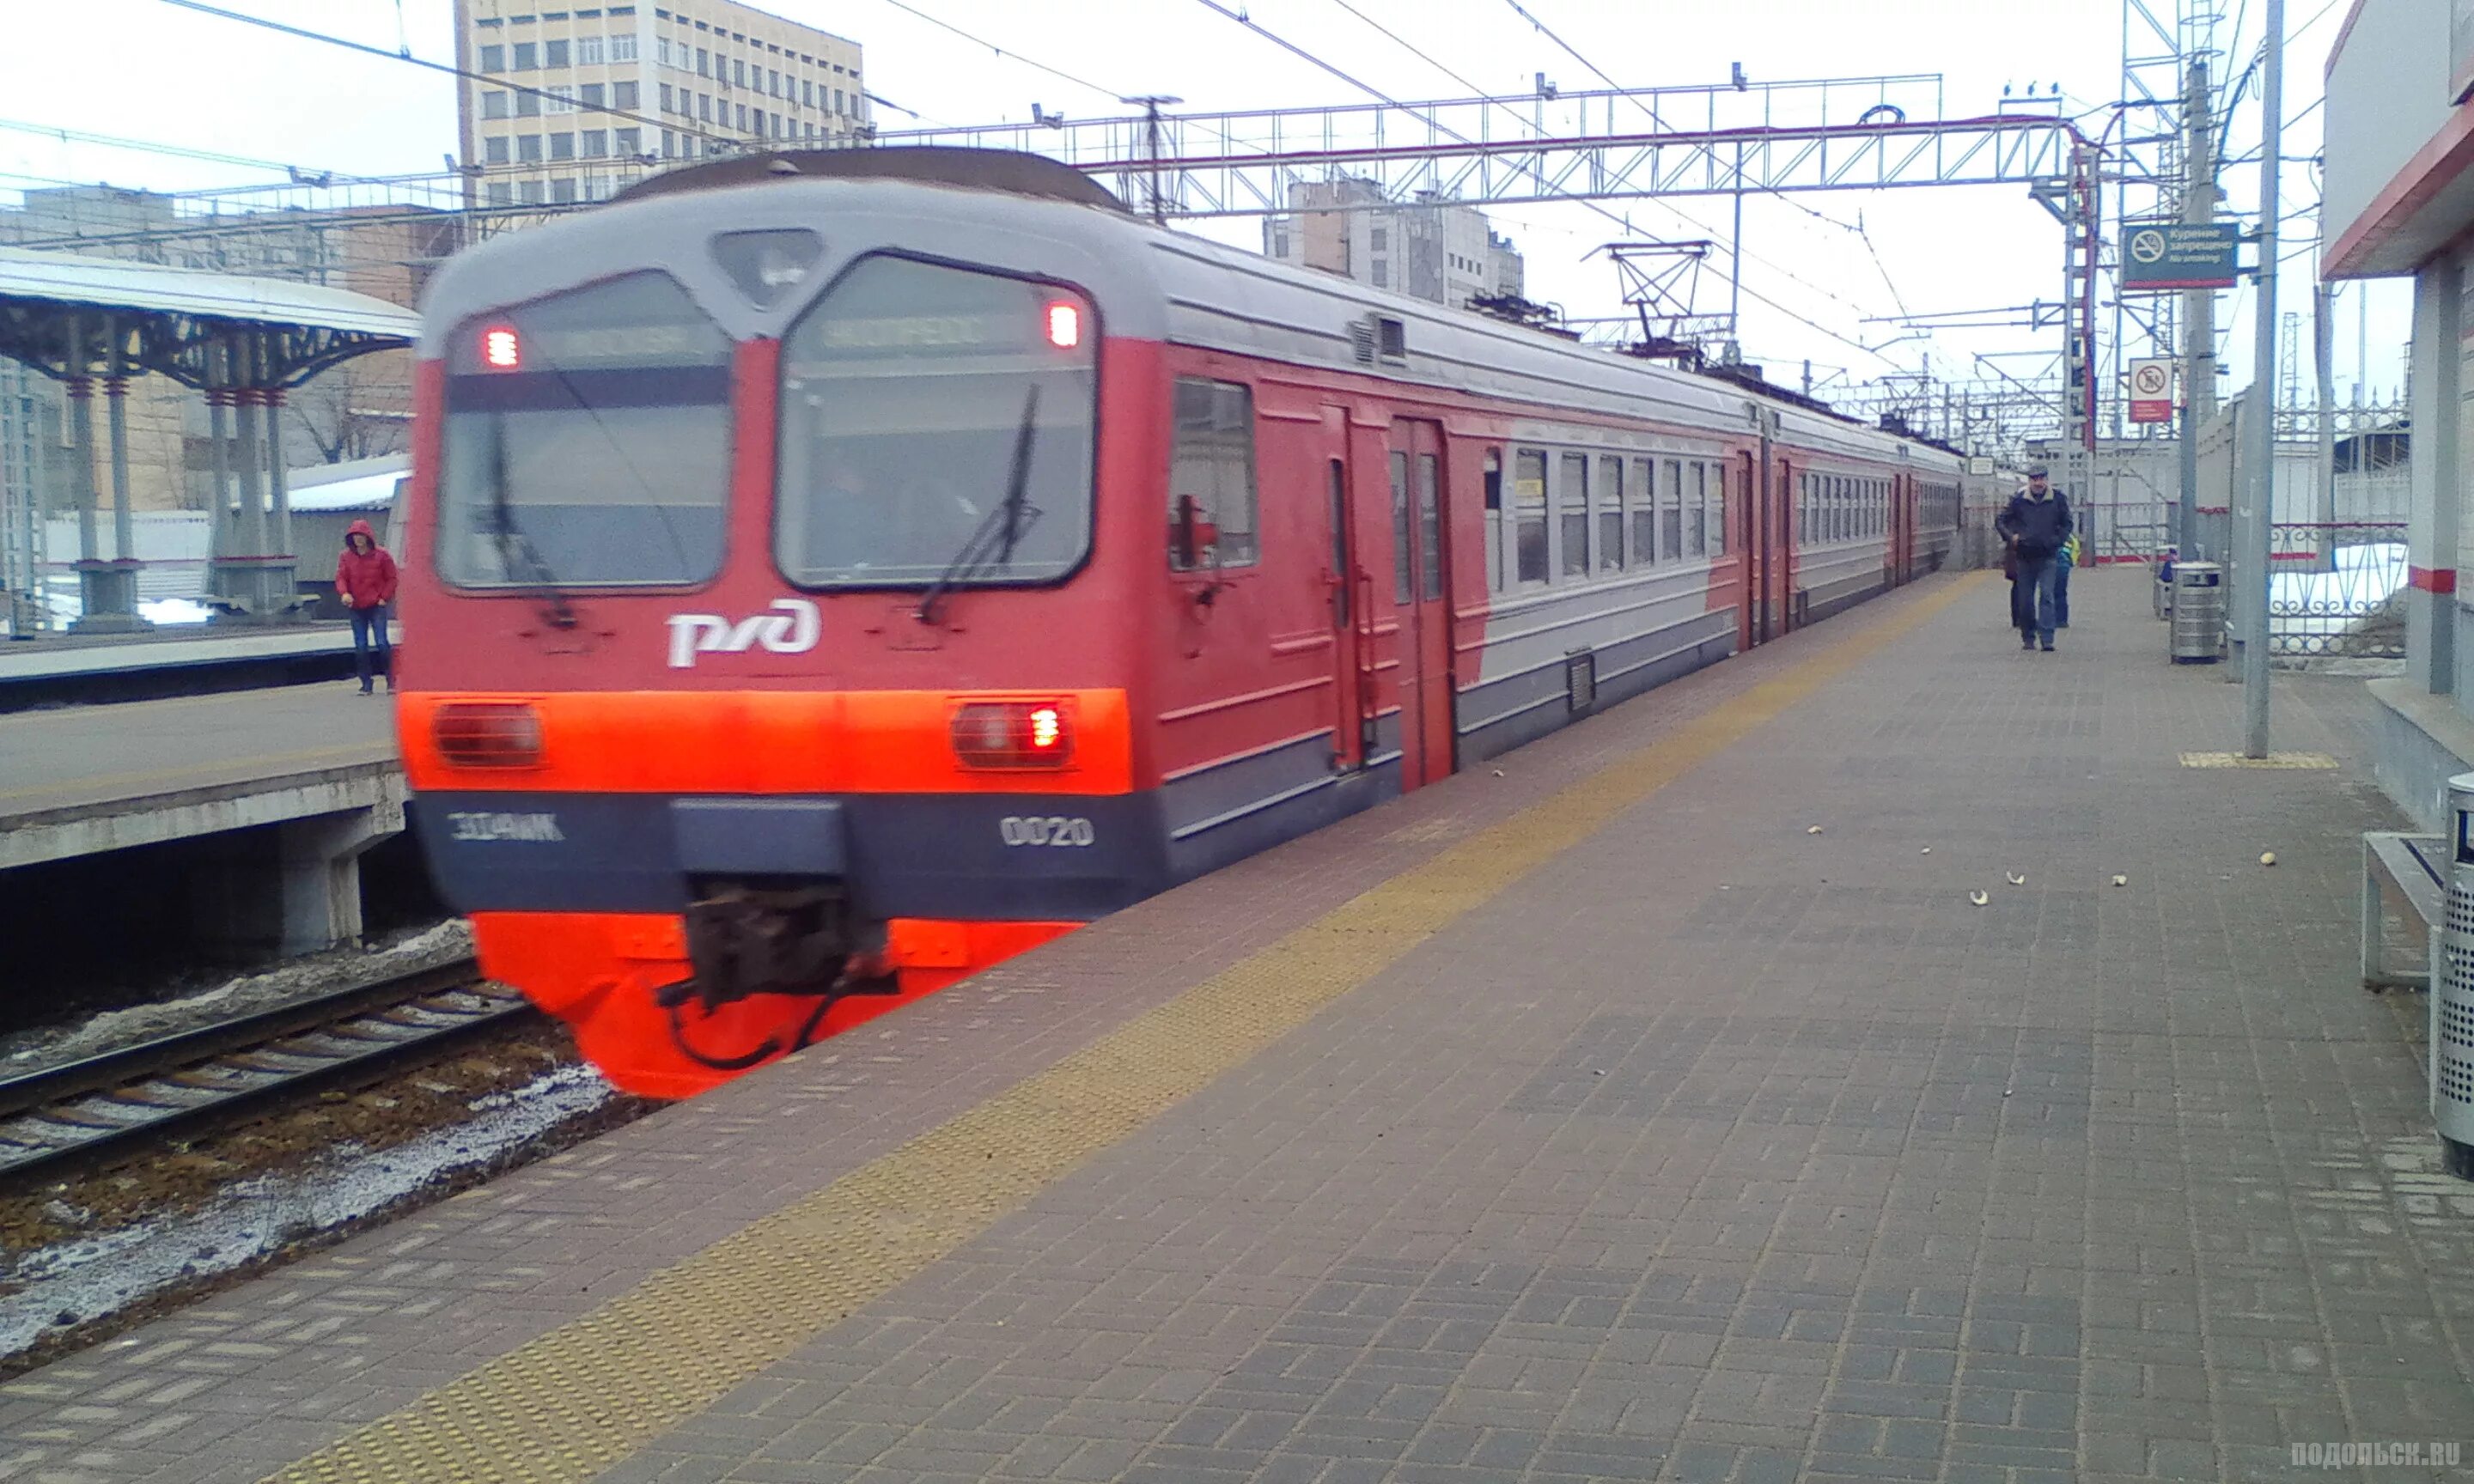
top-left (2363, 832), bottom-right (2447, 991)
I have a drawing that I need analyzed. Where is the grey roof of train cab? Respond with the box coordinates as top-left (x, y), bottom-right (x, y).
top-left (419, 151), bottom-right (1957, 473)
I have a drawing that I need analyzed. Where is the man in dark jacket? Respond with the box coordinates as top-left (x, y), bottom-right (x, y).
top-left (335, 519), bottom-right (399, 694)
top-left (1995, 465), bottom-right (2073, 652)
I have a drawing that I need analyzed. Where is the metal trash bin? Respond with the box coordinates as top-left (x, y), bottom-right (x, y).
top-left (2440, 776), bottom-right (2474, 1178)
top-left (2169, 562), bottom-right (2222, 663)
top-left (2153, 571), bottom-right (2173, 620)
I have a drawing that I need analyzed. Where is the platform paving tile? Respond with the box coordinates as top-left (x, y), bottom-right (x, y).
top-left (652, 576), bottom-right (2465, 1484)
top-left (3, 574), bottom-right (2471, 1483)
top-left (0, 580), bottom-right (1963, 1480)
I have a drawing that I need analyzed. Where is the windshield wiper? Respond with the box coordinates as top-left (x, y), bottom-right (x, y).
top-left (485, 411), bottom-right (579, 631)
top-left (915, 385), bottom-right (1043, 625)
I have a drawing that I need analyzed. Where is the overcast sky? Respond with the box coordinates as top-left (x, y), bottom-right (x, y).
top-left (0, 0), bottom-right (2408, 422)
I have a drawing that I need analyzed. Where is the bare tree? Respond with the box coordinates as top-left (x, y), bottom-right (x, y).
top-left (288, 353), bottom-right (411, 466)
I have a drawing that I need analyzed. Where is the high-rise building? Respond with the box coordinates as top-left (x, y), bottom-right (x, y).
top-left (1262, 178), bottom-right (1525, 313)
top-left (450, 0), bottom-right (869, 209)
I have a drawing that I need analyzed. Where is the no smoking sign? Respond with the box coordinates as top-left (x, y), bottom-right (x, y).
top-left (2129, 358), bottom-right (2175, 424)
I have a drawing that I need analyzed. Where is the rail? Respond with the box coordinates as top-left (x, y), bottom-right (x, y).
top-left (0, 958), bottom-right (530, 1180)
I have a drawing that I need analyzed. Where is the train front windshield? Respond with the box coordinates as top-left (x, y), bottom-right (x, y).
top-left (774, 254), bottom-right (1097, 589)
top-left (436, 271), bottom-right (734, 589)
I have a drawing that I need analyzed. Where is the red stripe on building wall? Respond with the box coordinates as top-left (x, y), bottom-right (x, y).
top-left (2326, 101), bottom-right (2474, 277)
top-left (2410, 566), bottom-right (2459, 593)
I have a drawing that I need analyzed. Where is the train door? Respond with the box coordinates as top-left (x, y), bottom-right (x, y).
top-left (1740, 447), bottom-right (1770, 646)
top-left (1319, 405), bottom-right (1369, 771)
top-left (1387, 420), bottom-right (1453, 788)
top-left (1775, 452), bottom-right (1801, 634)
top-left (1891, 471), bottom-right (1912, 585)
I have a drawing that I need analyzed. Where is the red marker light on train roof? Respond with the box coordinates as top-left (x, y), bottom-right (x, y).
top-left (1043, 301), bottom-right (1082, 350)
top-left (950, 700), bottom-right (1075, 769)
top-left (481, 326), bottom-right (521, 369)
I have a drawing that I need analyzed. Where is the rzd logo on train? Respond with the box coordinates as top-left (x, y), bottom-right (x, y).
top-left (666, 599), bottom-right (821, 669)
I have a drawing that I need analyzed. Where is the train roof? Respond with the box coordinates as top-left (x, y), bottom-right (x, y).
top-left (424, 151), bottom-right (1962, 475)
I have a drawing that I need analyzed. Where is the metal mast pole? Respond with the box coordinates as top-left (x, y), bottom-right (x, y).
top-left (2178, 56), bottom-right (2215, 558)
top-left (2314, 278), bottom-right (2336, 529)
top-left (2241, 0), bottom-right (2284, 759)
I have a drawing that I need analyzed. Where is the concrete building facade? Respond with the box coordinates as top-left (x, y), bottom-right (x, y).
top-left (1263, 178), bottom-right (1526, 311)
top-left (450, 0), bottom-right (868, 209)
top-left (2325, 0), bottom-right (2474, 826)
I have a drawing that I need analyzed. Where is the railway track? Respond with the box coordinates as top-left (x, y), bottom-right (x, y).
top-left (0, 959), bottom-right (533, 1181)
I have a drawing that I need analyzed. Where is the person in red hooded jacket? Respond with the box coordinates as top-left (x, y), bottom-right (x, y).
top-left (334, 520), bottom-right (399, 694)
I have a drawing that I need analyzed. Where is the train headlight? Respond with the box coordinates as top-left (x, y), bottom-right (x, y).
top-left (432, 702), bottom-right (545, 769)
top-left (949, 700), bottom-right (1075, 769)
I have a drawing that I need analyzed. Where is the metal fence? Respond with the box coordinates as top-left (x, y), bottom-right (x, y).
top-left (2263, 521), bottom-right (2406, 659)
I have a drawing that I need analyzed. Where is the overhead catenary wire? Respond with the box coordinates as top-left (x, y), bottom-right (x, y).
top-left (1191, 0), bottom-right (1912, 369)
top-left (0, 119), bottom-right (362, 182)
top-left (153, 0), bottom-right (722, 146)
top-left (862, 0), bottom-right (1125, 106)
top-left (1485, 0), bottom-right (1934, 361)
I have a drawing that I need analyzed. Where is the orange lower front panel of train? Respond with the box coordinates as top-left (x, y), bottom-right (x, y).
top-left (471, 911), bottom-right (1080, 1099)
top-left (399, 689), bottom-right (1135, 796)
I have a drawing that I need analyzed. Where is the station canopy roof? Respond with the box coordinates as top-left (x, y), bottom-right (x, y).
top-left (0, 246), bottom-right (418, 389)
top-left (0, 246), bottom-right (419, 339)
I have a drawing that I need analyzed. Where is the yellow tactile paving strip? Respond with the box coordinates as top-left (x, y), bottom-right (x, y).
top-left (267, 575), bottom-right (1984, 1484)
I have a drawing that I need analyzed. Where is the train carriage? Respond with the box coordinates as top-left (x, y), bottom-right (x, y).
top-left (399, 148), bottom-right (1988, 1098)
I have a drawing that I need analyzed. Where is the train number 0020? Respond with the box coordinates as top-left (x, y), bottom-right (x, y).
top-left (998, 815), bottom-right (1097, 848)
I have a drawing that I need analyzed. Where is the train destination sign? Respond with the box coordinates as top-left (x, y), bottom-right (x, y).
top-left (2122, 220), bottom-right (2241, 290)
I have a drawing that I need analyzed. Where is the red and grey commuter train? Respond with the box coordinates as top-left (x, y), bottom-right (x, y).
top-left (396, 149), bottom-right (1996, 1098)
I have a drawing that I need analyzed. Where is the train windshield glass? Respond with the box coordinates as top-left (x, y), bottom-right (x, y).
top-left (436, 271), bottom-right (732, 589)
top-left (775, 255), bottom-right (1097, 588)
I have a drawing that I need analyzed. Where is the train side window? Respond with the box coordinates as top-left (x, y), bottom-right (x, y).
top-left (1169, 378), bottom-right (1259, 571)
top-left (1391, 451), bottom-right (1412, 604)
top-left (1596, 455), bottom-right (1624, 573)
top-left (1514, 449), bottom-right (1548, 584)
top-left (1661, 459), bottom-right (1683, 562)
top-left (1483, 448), bottom-right (1503, 593)
top-left (1417, 453), bottom-right (1442, 600)
top-left (1689, 461), bottom-right (1709, 557)
top-left (1558, 453), bottom-right (1589, 579)
top-left (1629, 458), bottom-right (1655, 566)
top-left (1710, 461), bottom-right (1728, 556)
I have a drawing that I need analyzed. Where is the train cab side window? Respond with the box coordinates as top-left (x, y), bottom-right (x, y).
top-left (1596, 455), bottom-right (1624, 574)
top-left (1390, 452), bottom-right (1412, 603)
top-left (1557, 453), bottom-right (1589, 579)
top-left (1514, 449), bottom-right (1548, 585)
top-left (1417, 454), bottom-right (1443, 599)
top-left (1483, 448), bottom-right (1503, 593)
top-left (1168, 377), bottom-right (1260, 571)
top-left (1327, 459), bottom-right (1350, 624)
top-left (1628, 458), bottom-right (1654, 566)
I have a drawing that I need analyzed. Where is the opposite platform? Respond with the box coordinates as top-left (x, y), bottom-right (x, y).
top-left (3, 570), bottom-right (2465, 1484)
top-left (0, 685), bottom-right (396, 870)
